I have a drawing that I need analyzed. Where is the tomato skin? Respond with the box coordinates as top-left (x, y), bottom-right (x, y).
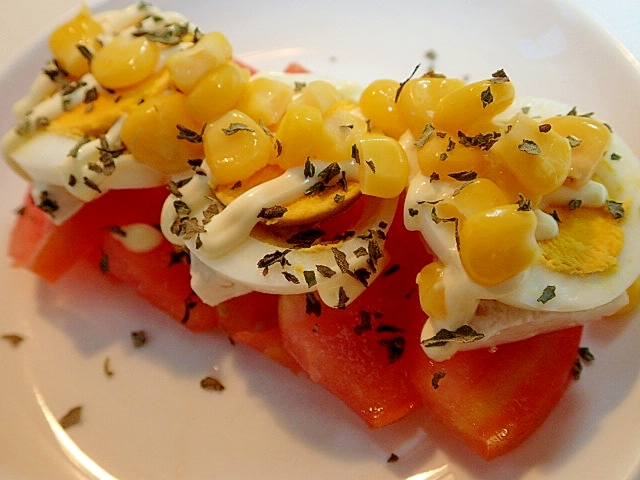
top-left (100, 229), bottom-right (221, 332)
top-left (9, 186), bottom-right (169, 282)
top-left (405, 323), bottom-right (583, 460)
top-left (278, 197), bottom-right (432, 428)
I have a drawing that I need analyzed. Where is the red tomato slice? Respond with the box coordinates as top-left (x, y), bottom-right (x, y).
top-left (100, 228), bottom-right (220, 332)
top-left (405, 323), bottom-right (583, 460)
top-left (217, 292), bottom-right (301, 372)
top-left (279, 198), bottom-right (432, 428)
top-left (9, 186), bottom-right (169, 282)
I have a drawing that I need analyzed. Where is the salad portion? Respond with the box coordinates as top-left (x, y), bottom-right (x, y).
top-left (3, 1), bottom-right (640, 463)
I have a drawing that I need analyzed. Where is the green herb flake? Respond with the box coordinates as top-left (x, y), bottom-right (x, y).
top-left (414, 123), bottom-right (435, 147)
top-left (59, 406), bottom-right (83, 430)
top-left (365, 159), bottom-right (376, 173)
top-left (222, 122), bottom-right (254, 135)
top-left (331, 247), bottom-right (350, 274)
top-left (316, 264), bottom-right (337, 278)
top-left (490, 69), bottom-right (510, 83)
top-left (103, 357), bottom-right (114, 377)
top-left (1, 334), bottom-right (25, 347)
top-left (379, 336), bottom-right (405, 363)
top-left (537, 285), bottom-right (556, 304)
top-left (387, 453), bottom-right (400, 463)
top-left (305, 292), bottom-right (322, 317)
top-left (606, 200), bottom-right (624, 219)
top-left (516, 194), bottom-right (532, 211)
top-left (176, 124), bottom-right (204, 143)
top-left (99, 253), bottom-right (109, 274)
top-left (518, 139), bottom-right (542, 155)
top-left (282, 271), bottom-right (300, 284)
top-left (303, 270), bottom-right (317, 288)
top-left (395, 63), bottom-right (421, 102)
top-left (258, 205), bottom-right (288, 220)
top-left (610, 152), bottom-right (621, 161)
top-left (200, 376), bottom-right (225, 391)
top-left (408, 208), bottom-right (419, 217)
top-left (304, 157), bottom-right (315, 178)
top-left (480, 86), bottom-right (493, 108)
top-left (568, 199), bottom-right (582, 210)
top-left (336, 286), bottom-right (350, 309)
top-left (538, 123), bottom-right (552, 133)
top-left (131, 330), bottom-right (148, 348)
top-left (354, 310), bottom-right (373, 335)
top-left (448, 170), bottom-right (477, 182)
top-left (422, 325), bottom-right (484, 348)
top-left (567, 135), bottom-right (582, 148)
top-left (578, 347), bottom-right (595, 363)
top-left (431, 371), bottom-right (446, 389)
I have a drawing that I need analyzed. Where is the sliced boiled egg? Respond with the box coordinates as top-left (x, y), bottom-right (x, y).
top-left (404, 95), bottom-right (640, 360)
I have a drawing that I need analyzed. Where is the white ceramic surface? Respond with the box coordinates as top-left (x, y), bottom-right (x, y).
top-left (1, 1), bottom-right (639, 479)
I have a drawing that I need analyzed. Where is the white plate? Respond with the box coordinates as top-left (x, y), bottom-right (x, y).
top-left (1, 1), bottom-right (640, 479)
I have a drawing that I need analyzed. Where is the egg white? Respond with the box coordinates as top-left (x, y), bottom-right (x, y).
top-left (403, 97), bottom-right (640, 360)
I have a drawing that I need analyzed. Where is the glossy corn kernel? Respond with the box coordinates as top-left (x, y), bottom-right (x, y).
top-left (203, 110), bottom-right (271, 185)
top-left (448, 178), bottom-right (510, 219)
top-left (235, 77), bottom-right (294, 127)
top-left (120, 92), bottom-right (204, 174)
top-left (356, 134), bottom-right (409, 198)
top-left (293, 80), bottom-right (342, 114)
top-left (490, 112), bottom-right (572, 196)
top-left (186, 62), bottom-right (248, 124)
top-left (91, 36), bottom-right (160, 90)
top-left (459, 204), bottom-right (538, 286)
top-left (542, 115), bottom-right (611, 188)
top-left (434, 77), bottom-right (515, 134)
top-left (396, 76), bottom-right (465, 138)
top-left (359, 79), bottom-right (408, 139)
top-left (166, 31), bottom-right (232, 93)
top-left (48, 5), bottom-right (104, 78)
top-left (316, 109), bottom-right (368, 163)
top-left (417, 261), bottom-right (447, 319)
top-left (273, 104), bottom-right (324, 169)
top-left (417, 134), bottom-right (486, 179)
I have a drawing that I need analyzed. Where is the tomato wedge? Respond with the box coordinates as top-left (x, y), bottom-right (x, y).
top-left (405, 323), bottom-right (583, 459)
top-left (9, 186), bottom-right (168, 282)
top-left (278, 198), bottom-right (432, 428)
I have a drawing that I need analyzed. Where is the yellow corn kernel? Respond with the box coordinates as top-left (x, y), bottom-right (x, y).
top-left (203, 110), bottom-right (271, 185)
top-left (316, 109), bottom-right (368, 163)
top-left (459, 204), bottom-right (538, 286)
top-left (91, 36), bottom-right (160, 90)
top-left (166, 31), bottom-right (232, 93)
top-left (185, 62), bottom-right (248, 124)
top-left (542, 115), bottom-right (611, 188)
top-left (449, 178), bottom-right (510, 218)
top-left (356, 134), bottom-right (409, 198)
top-left (481, 160), bottom-right (542, 206)
top-left (610, 276), bottom-right (640, 317)
top-left (48, 6), bottom-right (104, 78)
top-left (396, 76), bottom-right (465, 138)
top-left (359, 79), bottom-right (408, 139)
top-left (434, 77), bottom-right (515, 135)
top-left (235, 77), bottom-right (294, 127)
top-left (417, 261), bottom-right (447, 319)
top-left (120, 92), bottom-right (204, 174)
top-left (272, 104), bottom-right (324, 169)
top-left (490, 112), bottom-right (572, 196)
top-left (293, 80), bottom-right (342, 114)
top-left (417, 134), bottom-right (486, 179)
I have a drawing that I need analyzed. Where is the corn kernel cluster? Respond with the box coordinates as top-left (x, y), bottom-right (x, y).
top-left (46, 6), bottom-right (619, 311)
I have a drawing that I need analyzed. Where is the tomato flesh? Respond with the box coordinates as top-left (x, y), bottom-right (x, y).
top-left (405, 323), bottom-right (583, 459)
top-left (9, 186), bottom-right (168, 282)
top-left (278, 198), bottom-right (432, 428)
